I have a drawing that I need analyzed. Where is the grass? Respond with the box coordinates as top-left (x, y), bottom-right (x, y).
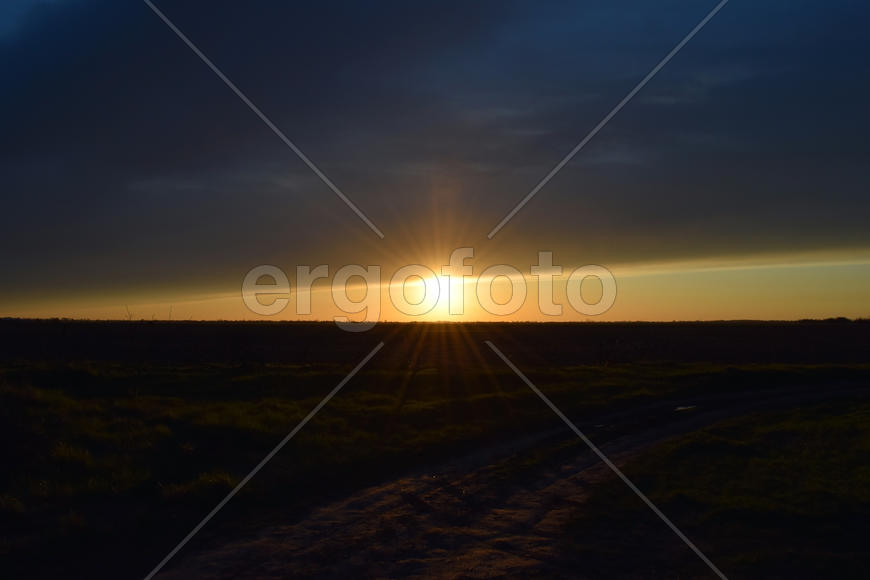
top-left (560, 400), bottom-right (870, 579)
top-left (1, 320), bottom-right (868, 577)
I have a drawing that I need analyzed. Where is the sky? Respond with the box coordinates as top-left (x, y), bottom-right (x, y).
top-left (1, 0), bottom-right (869, 322)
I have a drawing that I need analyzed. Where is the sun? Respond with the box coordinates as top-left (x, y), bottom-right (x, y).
top-left (387, 270), bottom-right (463, 321)
top-left (431, 274), bottom-right (453, 320)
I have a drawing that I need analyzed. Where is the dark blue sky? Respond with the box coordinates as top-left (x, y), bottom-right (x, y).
top-left (2, 0), bottom-right (869, 305)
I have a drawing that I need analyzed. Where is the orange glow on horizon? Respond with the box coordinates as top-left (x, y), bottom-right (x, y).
top-left (3, 249), bottom-right (870, 323)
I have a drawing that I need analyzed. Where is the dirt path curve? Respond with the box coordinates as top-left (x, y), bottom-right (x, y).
top-left (158, 384), bottom-right (866, 579)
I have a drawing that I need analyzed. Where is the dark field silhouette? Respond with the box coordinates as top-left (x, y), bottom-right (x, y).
top-left (1, 320), bottom-right (868, 578)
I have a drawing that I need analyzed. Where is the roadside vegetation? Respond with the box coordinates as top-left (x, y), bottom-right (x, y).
top-left (1, 320), bottom-right (868, 578)
top-left (560, 400), bottom-right (870, 578)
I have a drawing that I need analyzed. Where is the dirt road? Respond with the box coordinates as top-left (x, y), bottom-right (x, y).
top-left (157, 384), bottom-right (865, 579)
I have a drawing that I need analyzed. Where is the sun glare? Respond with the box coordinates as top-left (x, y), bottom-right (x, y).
top-left (391, 272), bottom-right (454, 321)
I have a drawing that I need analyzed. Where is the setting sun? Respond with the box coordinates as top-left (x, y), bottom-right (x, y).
top-left (3, 2), bottom-right (870, 578)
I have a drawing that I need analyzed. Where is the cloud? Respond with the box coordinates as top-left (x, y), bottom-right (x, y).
top-left (0, 0), bottom-right (68, 39)
top-left (1, 0), bottom-right (869, 304)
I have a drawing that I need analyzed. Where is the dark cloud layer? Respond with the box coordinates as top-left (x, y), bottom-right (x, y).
top-left (1, 0), bottom-right (869, 299)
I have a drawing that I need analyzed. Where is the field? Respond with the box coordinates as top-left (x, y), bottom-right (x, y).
top-left (1, 319), bottom-right (868, 579)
